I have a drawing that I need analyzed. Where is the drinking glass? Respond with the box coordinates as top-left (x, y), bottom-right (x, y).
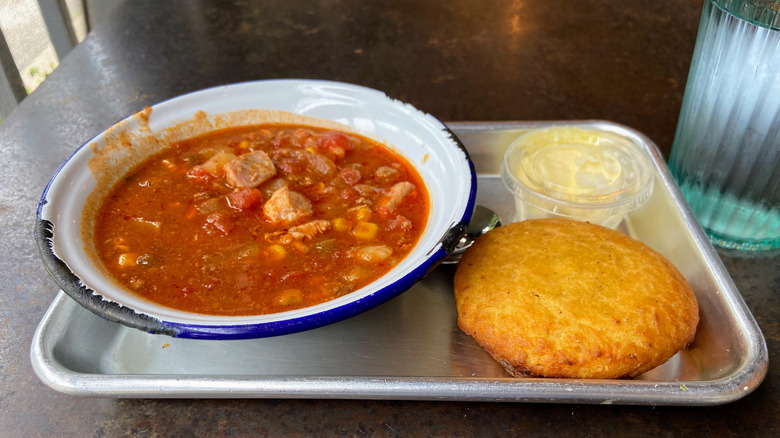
top-left (669, 0), bottom-right (780, 251)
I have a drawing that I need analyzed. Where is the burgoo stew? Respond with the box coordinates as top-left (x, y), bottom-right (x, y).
top-left (94, 124), bottom-right (429, 315)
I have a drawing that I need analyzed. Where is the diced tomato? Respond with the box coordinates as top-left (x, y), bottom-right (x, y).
top-left (204, 212), bottom-right (235, 235)
top-left (227, 188), bottom-right (262, 211)
top-left (375, 206), bottom-right (391, 219)
top-left (340, 187), bottom-right (359, 201)
top-left (339, 168), bottom-right (361, 186)
top-left (186, 165), bottom-right (215, 185)
top-left (317, 132), bottom-right (353, 160)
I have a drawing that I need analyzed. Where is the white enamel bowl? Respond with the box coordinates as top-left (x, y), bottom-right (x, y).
top-left (35, 80), bottom-right (476, 339)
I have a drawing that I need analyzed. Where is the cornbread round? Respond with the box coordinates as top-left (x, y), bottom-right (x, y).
top-left (453, 219), bottom-right (699, 379)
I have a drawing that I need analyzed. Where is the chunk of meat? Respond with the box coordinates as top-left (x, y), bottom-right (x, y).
top-left (305, 152), bottom-right (336, 175)
top-left (352, 245), bottom-right (393, 263)
top-left (269, 149), bottom-right (304, 174)
top-left (375, 166), bottom-right (399, 182)
top-left (354, 184), bottom-right (378, 198)
top-left (263, 186), bottom-right (313, 224)
top-left (288, 220), bottom-right (332, 240)
top-left (224, 150), bottom-right (276, 188)
top-left (377, 182), bottom-right (416, 213)
top-left (270, 149), bottom-right (336, 176)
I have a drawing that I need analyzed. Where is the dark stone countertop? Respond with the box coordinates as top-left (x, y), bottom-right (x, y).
top-left (1, 0), bottom-right (777, 436)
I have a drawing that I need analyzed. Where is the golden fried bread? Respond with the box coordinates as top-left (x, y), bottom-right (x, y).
top-left (453, 219), bottom-right (699, 379)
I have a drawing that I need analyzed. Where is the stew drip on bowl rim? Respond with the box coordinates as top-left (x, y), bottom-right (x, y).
top-left (91, 123), bottom-right (429, 316)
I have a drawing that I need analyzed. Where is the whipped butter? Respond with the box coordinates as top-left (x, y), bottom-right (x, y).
top-left (500, 126), bottom-right (654, 228)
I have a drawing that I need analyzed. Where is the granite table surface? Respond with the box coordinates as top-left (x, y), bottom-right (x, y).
top-left (1, 0), bottom-right (777, 436)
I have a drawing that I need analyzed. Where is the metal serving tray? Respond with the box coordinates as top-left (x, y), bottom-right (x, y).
top-left (31, 121), bottom-right (768, 405)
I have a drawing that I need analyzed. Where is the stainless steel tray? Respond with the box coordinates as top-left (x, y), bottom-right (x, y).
top-left (30, 121), bottom-right (768, 405)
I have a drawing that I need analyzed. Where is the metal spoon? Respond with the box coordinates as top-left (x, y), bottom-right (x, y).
top-left (442, 205), bottom-right (502, 264)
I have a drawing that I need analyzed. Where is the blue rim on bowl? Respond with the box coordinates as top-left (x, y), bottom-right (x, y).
top-left (35, 79), bottom-right (477, 339)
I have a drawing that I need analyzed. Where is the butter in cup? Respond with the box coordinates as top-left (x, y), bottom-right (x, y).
top-left (500, 126), bottom-right (654, 229)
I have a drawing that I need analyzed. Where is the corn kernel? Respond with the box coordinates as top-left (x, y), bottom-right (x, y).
top-left (355, 207), bottom-right (372, 221)
top-left (238, 140), bottom-right (250, 149)
top-left (266, 244), bottom-right (287, 261)
top-left (333, 217), bottom-right (350, 232)
top-left (353, 222), bottom-right (378, 240)
top-left (306, 146), bottom-right (316, 154)
top-left (118, 253), bottom-right (138, 267)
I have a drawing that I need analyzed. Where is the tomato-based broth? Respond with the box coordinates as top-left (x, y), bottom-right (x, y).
top-left (93, 124), bottom-right (429, 316)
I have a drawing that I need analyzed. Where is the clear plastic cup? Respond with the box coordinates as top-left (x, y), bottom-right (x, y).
top-left (500, 126), bottom-right (654, 229)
